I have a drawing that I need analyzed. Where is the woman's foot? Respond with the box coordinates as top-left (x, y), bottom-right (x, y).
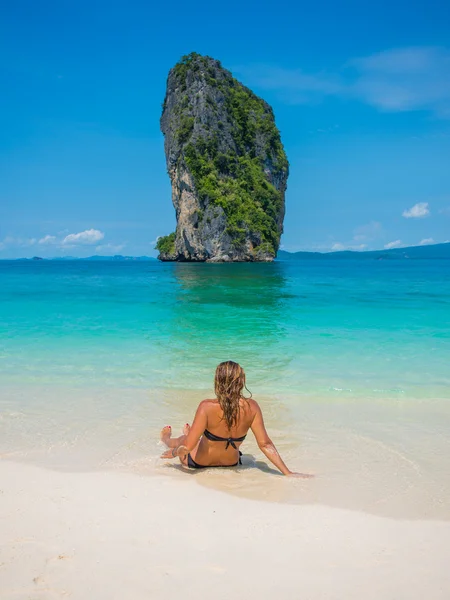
top-left (160, 425), bottom-right (186, 448)
top-left (160, 425), bottom-right (172, 446)
top-left (183, 423), bottom-right (191, 436)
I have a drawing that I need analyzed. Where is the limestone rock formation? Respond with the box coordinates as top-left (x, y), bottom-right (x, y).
top-left (157, 53), bottom-right (289, 262)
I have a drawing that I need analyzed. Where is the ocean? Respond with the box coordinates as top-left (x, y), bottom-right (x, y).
top-left (1, 259), bottom-right (450, 518)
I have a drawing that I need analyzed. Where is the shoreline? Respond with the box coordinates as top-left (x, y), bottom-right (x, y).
top-left (1, 384), bottom-right (450, 521)
top-left (1, 460), bottom-right (450, 599)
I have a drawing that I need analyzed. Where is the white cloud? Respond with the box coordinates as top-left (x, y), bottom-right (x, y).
top-left (0, 236), bottom-right (36, 248)
top-left (331, 242), bottom-right (367, 252)
top-left (331, 243), bottom-right (345, 251)
top-left (63, 229), bottom-right (104, 245)
top-left (232, 64), bottom-right (341, 105)
top-left (38, 235), bottom-right (57, 245)
top-left (419, 238), bottom-right (435, 245)
top-left (349, 47), bottom-right (450, 117)
top-left (402, 202), bottom-right (430, 218)
top-left (235, 46), bottom-right (450, 118)
top-left (384, 240), bottom-right (403, 249)
top-left (95, 243), bottom-right (125, 255)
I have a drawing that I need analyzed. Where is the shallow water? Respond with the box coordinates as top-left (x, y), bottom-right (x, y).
top-left (1, 259), bottom-right (450, 518)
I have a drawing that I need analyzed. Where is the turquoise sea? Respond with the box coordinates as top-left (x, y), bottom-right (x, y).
top-left (1, 259), bottom-right (450, 518)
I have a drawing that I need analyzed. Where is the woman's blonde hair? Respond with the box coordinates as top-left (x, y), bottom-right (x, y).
top-left (214, 361), bottom-right (251, 429)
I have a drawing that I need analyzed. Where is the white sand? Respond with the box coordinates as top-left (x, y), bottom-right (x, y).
top-left (1, 461), bottom-right (449, 599)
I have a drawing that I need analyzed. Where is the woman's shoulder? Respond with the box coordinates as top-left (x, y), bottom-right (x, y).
top-left (198, 397), bottom-right (260, 413)
top-left (242, 397), bottom-right (260, 413)
top-left (198, 398), bottom-right (219, 411)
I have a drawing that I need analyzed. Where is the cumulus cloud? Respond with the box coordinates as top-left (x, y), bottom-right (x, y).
top-left (234, 46), bottom-right (450, 118)
top-left (419, 238), bottom-right (435, 245)
top-left (38, 235), bottom-right (57, 245)
top-left (402, 202), bottom-right (430, 218)
top-left (384, 240), bottom-right (403, 249)
top-left (63, 229), bottom-right (104, 245)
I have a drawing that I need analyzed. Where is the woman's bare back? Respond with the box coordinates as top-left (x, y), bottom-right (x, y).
top-left (192, 398), bottom-right (257, 466)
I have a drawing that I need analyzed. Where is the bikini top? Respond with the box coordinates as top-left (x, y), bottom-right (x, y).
top-left (203, 429), bottom-right (246, 450)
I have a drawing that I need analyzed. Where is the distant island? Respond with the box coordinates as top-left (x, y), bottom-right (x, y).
top-left (14, 255), bottom-right (156, 262)
top-left (156, 52), bottom-right (288, 263)
top-left (278, 242), bottom-right (450, 260)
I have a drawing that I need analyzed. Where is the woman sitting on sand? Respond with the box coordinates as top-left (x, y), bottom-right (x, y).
top-left (161, 360), bottom-right (312, 478)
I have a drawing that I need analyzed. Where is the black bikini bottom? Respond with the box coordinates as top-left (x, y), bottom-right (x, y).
top-left (187, 451), bottom-right (242, 469)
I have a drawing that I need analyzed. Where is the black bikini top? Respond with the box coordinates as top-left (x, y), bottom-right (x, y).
top-left (203, 429), bottom-right (246, 450)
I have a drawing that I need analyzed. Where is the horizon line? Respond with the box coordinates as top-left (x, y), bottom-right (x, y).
top-left (1, 241), bottom-right (449, 261)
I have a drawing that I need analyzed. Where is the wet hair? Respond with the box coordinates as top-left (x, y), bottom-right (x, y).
top-left (214, 361), bottom-right (251, 429)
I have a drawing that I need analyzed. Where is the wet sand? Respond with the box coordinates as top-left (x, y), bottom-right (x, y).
top-left (2, 386), bottom-right (450, 520)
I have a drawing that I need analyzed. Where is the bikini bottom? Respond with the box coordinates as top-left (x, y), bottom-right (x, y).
top-left (187, 451), bottom-right (242, 469)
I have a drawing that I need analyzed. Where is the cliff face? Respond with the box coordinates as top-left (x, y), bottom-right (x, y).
top-left (157, 53), bottom-right (289, 262)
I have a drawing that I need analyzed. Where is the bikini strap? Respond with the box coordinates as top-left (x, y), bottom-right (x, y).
top-left (203, 429), bottom-right (246, 449)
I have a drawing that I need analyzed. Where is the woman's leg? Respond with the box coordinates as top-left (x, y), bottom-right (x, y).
top-left (160, 424), bottom-right (191, 448)
top-left (160, 426), bottom-right (186, 449)
top-left (160, 425), bottom-right (199, 467)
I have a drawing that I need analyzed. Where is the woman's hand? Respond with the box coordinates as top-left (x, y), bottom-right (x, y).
top-left (160, 445), bottom-right (188, 459)
top-left (285, 471), bottom-right (315, 478)
top-left (160, 448), bottom-right (176, 459)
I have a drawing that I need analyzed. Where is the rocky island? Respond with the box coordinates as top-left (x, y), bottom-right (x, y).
top-left (156, 53), bottom-right (289, 262)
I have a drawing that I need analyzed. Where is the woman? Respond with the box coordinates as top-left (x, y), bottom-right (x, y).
top-left (161, 360), bottom-right (312, 478)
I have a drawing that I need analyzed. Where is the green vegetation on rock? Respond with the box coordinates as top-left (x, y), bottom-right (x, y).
top-left (155, 232), bottom-right (176, 256)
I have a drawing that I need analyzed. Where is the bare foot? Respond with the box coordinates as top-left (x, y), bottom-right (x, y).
top-left (160, 425), bottom-right (172, 446)
top-left (183, 423), bottom-right (191, 436)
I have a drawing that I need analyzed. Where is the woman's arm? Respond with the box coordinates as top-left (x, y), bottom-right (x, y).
top-left (250, 403), bottom-right (313, 478)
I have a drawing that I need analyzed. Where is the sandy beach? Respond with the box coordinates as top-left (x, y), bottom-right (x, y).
top-left (1, 460), bottom-right (449, 600)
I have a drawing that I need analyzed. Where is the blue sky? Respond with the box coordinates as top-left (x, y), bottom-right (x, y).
top-left (1, 0), bottom-right (449, 258)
